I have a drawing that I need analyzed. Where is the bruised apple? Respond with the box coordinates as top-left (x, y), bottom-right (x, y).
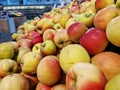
top-left (91, 51), bottom-right (120, 81)
top-left (66, 62), bottom-right (107, 90)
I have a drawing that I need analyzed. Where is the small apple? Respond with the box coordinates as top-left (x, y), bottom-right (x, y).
top-left (26, 31), bottom-right (43, 45)
top-left (51, 84), bottom-right (66, 90)
top-left (37, 55), bottom-right (61, 86)
top-left (32, 42), bottom-right (42, 54)
top-left (91, 51), bottom-right (120, 81)
top-left (17, 38), bottom-right (33, 48)
top-left (53, 13), bottom-right (62, 24)
top-left (53, 23), bottom-right (63, 30)
top-left (43, 29), bottom-right (56, 41)
top-left (0, 59), bottom-right (18, 77)
top-left (0, 42), bottom-right (14, 59)
top-left (70, 5), bottom-right (80, 14)
top-left (67, 22), bottom-right (88, 43)
top-left (54, 29), bottom-right (72, 49)
top-left (59, 44), bottom-right (90, 73)
top-left (40, 40), bottom-right (57, 56)
top-left (11, 33), bottom-right (18, 40)
top-left (79, 27), bottom-right (108, 55)
top-left (0, 73), bottom-right (29, 90)
top-left (16, 33), bottom-right (26, 41)
top-left (105, 74), bottom-right (120, 90)
top-left (21, 51), bottom-right (42, 74)
top-left (36, 82), bottom-right (52, 90)
top-left (8, 41), bottom-right (19, 52)
top-left (66, 62), bottom-right (107, 90)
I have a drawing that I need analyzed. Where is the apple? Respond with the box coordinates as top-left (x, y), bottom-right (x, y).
top-left (40, 40), bottom-right (57, 56)
top-left (30, 16), bottom-right (40, 26)
top-left (8, 41), bottom-right (19, 52)
top-left (0, 73), bottom-right (29, 90)
top-left (0, 42), bottom-right (14, 59)
top-left (116, 0), bottom-right (120, 8)
top-left (26, 31), bottom-right (43, 45)
top-left (91, 51), bottom-right (120, 81)
top-left (65, 17), bottom-right (77, 29)
top-left (70, 5), bottom-right (80, 14)
top-left (59, 13), bottom-right (72, 28)
top-left (51, 84), bottom-right (66, 90)
top-left (59, 44), bottom-right (90, 73)
top-left (11, 33), bottom-right (18, 40)
top-left (0, 59), bottom-right (18, 77)
top-left (106, 16), bottom-right (120, 47)
top-left (32, 42), bottom-right (42, 54)
top-left (53, 13), bottom-right (62, 24)
top-left (79, 27), bottom-right (108, 55)
top-left (36, 82), bottom-right (52, 90)
top-left (17, 46), bottom-right (31, 63)
top-left (16, 33), bottom-right (26, 41)
top-left (22, 73), bottom-right (39, 90)
top-left (21, 51), bottom-right (42, 74)
top-left (66, 62), bottom-right (107, 90)
top-left (54, 29), bottom-right (71, 49)
top-left (105, 74), bottom-right (120, 90)
top-left (95, 0), bottom-right (115, 11)
top-left (53, 23), bottom-right (63, 30)
top-left (67, 22), bottom-right (88, 43)
top-left (94, 5), bottom-right (120, 31)
top-left (17, 38), bottom-right (33, 48)
top-left (37, 55), bottom-right (61, 86)
top-left (43, 29), bottom-right (56, 41)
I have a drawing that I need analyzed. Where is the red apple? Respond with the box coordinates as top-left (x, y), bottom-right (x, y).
top-left (37, 55), bottom-right (61, 86)
top-left (36, 82), bottom-right (52, 90)
top-left (54, 29), bottom-right (72, 48)
top-left (17, 38), bottom-right (33, 48)
top-left (0, 73), bottom-right (29, 90)
top-left (66, 62), bottom-right (107, 90)
top-left (26, 31), bottom-right (43, 45)
top-left (43, 29), bottom-right (56, 41)
top-left (91, 51), bottom-right (120, 81)
top-left (67, 22), bottom-right (88, 43)
top-left (79, 27), bottom-right (108, 55)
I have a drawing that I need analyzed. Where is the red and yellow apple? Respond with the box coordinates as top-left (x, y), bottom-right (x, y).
top-left (37, 55), bottom-right (61, 86)
top-left (66, 62), bottom-right (107, 90)
top-left (51, 84), bottom-right (66, 90)
top-left (36, 82), bottom-right (52, 90)
top-left (91, 51), bottom-right (120, 81)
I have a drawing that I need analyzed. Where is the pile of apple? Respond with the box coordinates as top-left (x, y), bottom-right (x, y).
top-left (0, 0), bottom-right (120, 90)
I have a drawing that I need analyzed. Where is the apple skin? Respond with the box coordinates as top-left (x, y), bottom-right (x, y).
top-left (40, 40), bottom-right (57, 56)
top-left (66, 62), bottom-right (107, 90)
top-left (0, 42), bottom-right (14, 59)
top-left (21, 51), bottom-right (42, 74)
top-left (106, 16), bottom-right (120, 47)
top-left (51, 84), bottom-right (66, 90)
top-left (91, 51), bottom-right (120, 81)
top-left (79, 27), bottom-right (108, 55)
top-left (36, 82), bottom-right (52, 90)
top-left (0, 59), bottom-right (18, 78)
top-left (59, 44), bottom-right (90, 73)
top-left (95, 0), bottom-right (115, 11)
top-left (37, 55), bottom-right (61, 86)
top-left (67, 22), bottom-right (88, 43)
top-left (105, 74), bottom-right (120, 90)
top-left (0, 73), bottom-right (29, 90)
top-left (17, 38), bottom-right (33, 48)
top-left (26, 31), bottom-right (43, 45)
top-left (43, 29), bottom-right (56, 41)
top-left (54, 29), bottom-right (72, 49)
top-left (94, 5), bottom-right (120, 31)
top-left (32, 42), bottom-right (42, 54)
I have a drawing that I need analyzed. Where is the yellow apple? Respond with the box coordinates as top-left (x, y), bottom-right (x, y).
top-left (59, 44), bottom-right (90, 73)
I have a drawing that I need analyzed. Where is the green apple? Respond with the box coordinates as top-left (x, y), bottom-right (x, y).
top-left (59, 44), bottom-right (90, 73)
top-left (32, 43), bottom-right (42, 54)
top-left (105, 74), bottom-right (120, 90)
top-left (21, 51), bottom-right (42, 74)
top-left (0, 74), bottom-right (29, 90)
top-left (0, 59), bottom-right (18, 77)
top-left (53, 23), bottom-right (63, 31)
top-left (40, 40), bottom-right (57, 56)
top-left (0, 42), bottom-right (14, 59)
